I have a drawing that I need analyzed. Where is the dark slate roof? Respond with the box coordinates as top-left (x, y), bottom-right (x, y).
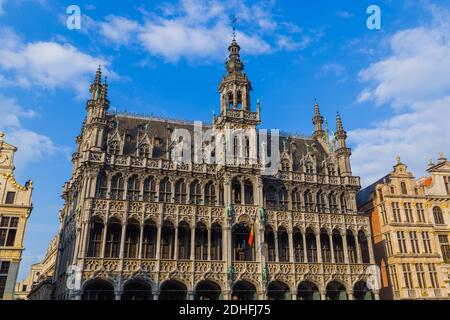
top-left (105, 112), bottom-right (328, 171)
top-left (357, 174), bottom-right (391, 206)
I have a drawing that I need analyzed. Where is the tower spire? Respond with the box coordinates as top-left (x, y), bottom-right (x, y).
top-left (312, 100), bottom-right (324, 139)
top-left (90, 65), bottom-right (102, 100)
top-left (334, 112), bottom-right (352, 175)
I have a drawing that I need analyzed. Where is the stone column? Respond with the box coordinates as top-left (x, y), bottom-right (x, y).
top-left (174, 224), bottom-right (179, 260)
top-left (366, 232), bottom-right (375, 264)
top-left (348, 291), bottom-right (354, 300)
top-left (315, 231), bottom-right (322, 263)
top-left (190, 226), bottom-right (196, 260)
top-left (302, 232), bottom-right (307, 263)
top-left (119, 223), bottom-right (127, 259)
top-left (207, 226), bottom-right (211, 261)
top-left (138, 223), bottom-right (144, 259)
top-left (101, 223), bottom-right (108, 258)
top-left (288, 230), bottom-right (294, 263)
top-left (329, 232), bottom-right (335, 263)
top-left (355, 234), bottom-right (362, 264)
top-left (274, 231), bottom-right (279, 262)
top-left (156, 223), bottom-right (162, 260)
top-left (342, 232), bottom-right (349, 264)
top-left (320, 291), bottom-right (326, 300)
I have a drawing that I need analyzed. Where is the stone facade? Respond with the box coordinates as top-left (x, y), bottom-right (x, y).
top-left (0, 132), bottom-right (33, 300)
top-left (358, 156), bottom-right (450, 300)
top-left (52, 39), bottom-right (376, 300)
top-left (16, 235), bottom-right (58, 300)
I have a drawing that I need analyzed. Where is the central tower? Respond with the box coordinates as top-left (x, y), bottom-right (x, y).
top-left (214, 36), bottom-right (261, 130)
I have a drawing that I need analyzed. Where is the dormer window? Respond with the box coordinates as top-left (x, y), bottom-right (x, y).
top-left (328, 164), bottom-right (336, 177)
top-left (139, 144), bottom-right (151, 158)
top-left (281, 159), bottom-right (290, 172)
top-left (306, 161), bottom-right (314, 175)
top-left (109, 141), bottom-right (120, 156)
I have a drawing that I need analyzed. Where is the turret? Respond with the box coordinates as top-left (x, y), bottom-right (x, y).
top-left (335, 112), bottom-right (352, 176)
top-left (312, 100), bottom-right (324, 139)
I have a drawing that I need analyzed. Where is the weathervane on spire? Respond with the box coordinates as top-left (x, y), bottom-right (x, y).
top-left (231, 15), bottom-right (238, 40)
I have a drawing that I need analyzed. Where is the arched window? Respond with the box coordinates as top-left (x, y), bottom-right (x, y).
top-left (232, 178), bottom-right (242, 204)
top-left (190, 180), bottom-right (202, 205)
top-left (306, 229), bottom-right (317, 263)
top-left (320, 229), bottom-right (331, 263)
top-left (124, 220), bottom-right (140, 258)
top-left (95, 171), bottom-right (108, 198)
top-left (142, 220), bottom-right (157, 259)
top-left (233, 223), bottom-right (254, 261)
top-left (401, 182), bottom-right (407, 195)
top-left (293, 228), bottom-right (304, 262)
top-left (210, 223), bottom-right (222, 260)
top-left (328, 164), bottom-right (336, 176)
top-left (265, 186), bottom-right (277, 209)
top-left (109, 141), bottom-right (120, 155)
top-left (317, 192), bottom-right (326, 212)
top-left (174, 179), bottom-right (187, 204)
top-left (161, 221), bottom-right (175, 259)
top-left (279, 188), bottom-right (288, 209)
top-left (139, 144), bottom-right (151, 158)
top-left (265, 226), bottom-right (276, 262)
top-left (292, 189), bottom-right (302, 210)
top-left (110, 174), bottom-right (124, 200)
top-left (306, 161), bottom-right (314, 175)
top-left (228, 92), bottom-right (234, 109)
top-left (304, 190), bottom-right (314, 212)
top-left (281, 159), bottom-right (290, 172)
top-left (333, 230), bottom-right (344, 263)
top-left (433, 207), bottom-right (444, 225)
top-left (205, 181), bottom-right (216, 205)
top-left (127, 175), bottom-right (140, 201)
top-left (87, 218), bottom-right (104, 257)
top-left (328, 192), bottom-right (337, 213)
top-left (346, 231), bottom-right (357, 263)
top-left (195, 223), bottom-right (208, 260)
top-left (244, 180), bottom-right (254, 205)
top-left (159, 178), bottom-right (172, 203)
top-left (143, 177), bottom-right (157, 202)
top-left (278, 227), bottom-right (289, 262)
top-left (358, 231), bottom-right (370, 264)
top-left (177, 221), bottom-right (191, 260)
top-left (340, 194), bottom-right (347, 213)
top-left (233, 135), bottom-right (239, 157)
top-left (236, 91), bottom-right (243, 109)
top-left (104, 219), bottom-right (121, 258)
top-left (244, 136), bottom-right (250, 159)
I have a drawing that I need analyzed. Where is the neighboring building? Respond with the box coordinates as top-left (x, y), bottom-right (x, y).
top-left (358, 156), bottom-right (450, 300)
top-left (420, 154), bottom-right (450, 295)
top-left (15, 235), bottom-right (58, 300)
top-left (0, 132), bottom-right (33, 300)
top-left (52, 38), bottom-right (376, 301)
top-left (14, 263), bottom-right (43, 300)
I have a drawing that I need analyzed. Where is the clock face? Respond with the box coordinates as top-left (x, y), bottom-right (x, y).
top-left (0, 153), bottom-right (8, 164)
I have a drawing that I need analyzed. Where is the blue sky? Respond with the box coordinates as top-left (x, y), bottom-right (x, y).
top-left (0, 0), bottom-right (449, 279)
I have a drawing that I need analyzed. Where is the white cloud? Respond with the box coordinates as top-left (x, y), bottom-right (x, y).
top-left (0, 95), bottom-right (56, 168)
top-left (318, 63), bottom-right (347, 82)
top-left (351, 9), bottom-right (450, 186)
top-left (98, 0), bottom-right (313, 63)
top-left (99, 15), bottom-right (139, 46)
top-left (0, 0), bottom-right (6, 15)
top-left (0, 28), bottom-right (114, 98)
top-left (336, 11), bottom-right (354, 19)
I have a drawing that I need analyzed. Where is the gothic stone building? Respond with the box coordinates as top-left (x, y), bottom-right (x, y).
top-left (53, 38), bottom-right (377, 300)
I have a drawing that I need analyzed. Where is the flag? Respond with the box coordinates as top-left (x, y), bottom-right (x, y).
top-left (248, 225), bottom-right (254, 247)
top-left (424, 177), bottom-right (433, 188)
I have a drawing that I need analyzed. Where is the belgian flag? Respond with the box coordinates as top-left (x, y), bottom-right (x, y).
top-left (248, 225), bottom-right (254, 247)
